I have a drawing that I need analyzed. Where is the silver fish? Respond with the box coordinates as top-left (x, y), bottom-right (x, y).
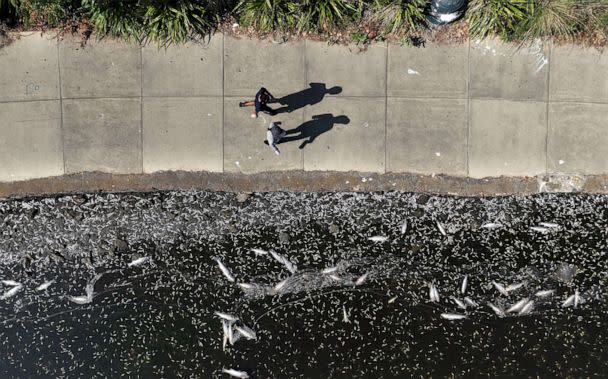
top-left (507, 298), bottom-right (529, 313)
top-left (213, 257), bottom-right (235, 282)
top-left (441, 313), bottom-right (466, 320)
top-left (481, 222), bottom-right (503, 230)
top-left (1, 280), bottom-right (21, 286)
top-left (342, 305), bottom-right (350, 323)
top-left (451, 297), bottom-right (467, 310)
top-left (539, 222), bottom-right (559, 228)
top-left (518, 300), bottom-right (534, 315)
top-left (269, 250), bottom-right (297, 274)
top-left (506, 282), bottom-right (525, 292)
top-left (488, 302), bottom-right (505, 317)
top-left (329, 274), bottom-right (342, 282)
top-left (436, 221), bottom-right (447, 236)
top-left (530, 226), bottom-right (549, 233)
top-left (400, 220), bottom-right (408, 234)
top-left (127, 256), bottom-right (152, 267)
top-left (1, 284), bottom-right (22, 300)
top-left (321, 266), bottom-right (338, 275)
top-left (272, 278), bottom-right (289, 293)
top-left (388, 296), bottom-right (398, 304)
top-left (355, 273), bottom-right (369, 286)
top-left (221, 368), bottom-right (249, 379)
top-left (562, 294), bottom-right (576, 308)
top-left (464, 297), bottom-right (478, 308)
top-left (535, 289), bottom-right (554, 298)
top-left (492, 281), bottom-right (508, 296)
top-left (235, 325), bottom-right (256, 340)
top-left (67, 294), bottom-right (91, 304)
top-left (368, 236), bottom-right (388, 243)
top-left (429, 283), bottom-right (440, 302)
top-left (461, 275), bottom-right (468, 294)
top-left (215, 311), bottom-right (238, 322)
top-left (36, 280), bottom-right (55, 291)
top-left (574, 290), bottom-right (580, 308)
top-left (222, 321), bottom-right (229, 351)
top-left (251, 248), bottom-right (268, 256)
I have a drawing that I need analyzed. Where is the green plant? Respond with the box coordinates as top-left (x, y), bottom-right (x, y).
top-left (517, 0), bottom-right (582, 39)
top-left (371, 0), bottom-right (427, 34)
top-left (350, 30), bottom-right (368, 44)
top-left (142, 1), bottom-right (209, 45)
top-left (0, 0), bottom-right (20, 20)
top-left (234, 0), bottom-right (297, 32)
top-left (300, 0), bottom-right (356, 30)
top-left (467, 0), bottom-right (527, 39)
top-left (82, 0), bottom-right (145, 41)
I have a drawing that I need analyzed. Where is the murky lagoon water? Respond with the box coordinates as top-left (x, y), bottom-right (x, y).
top-left (0, 191), bottom-right (607, 378)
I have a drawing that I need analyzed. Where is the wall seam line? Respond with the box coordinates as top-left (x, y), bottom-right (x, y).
top-left (466, 38), bottom-right (471, 177)
top-left (545, 42), bottom-right (552, 175)
top-left (140, 45), bottom-right (144, 174)
top-left (222, 33), bottom-right (225, 173)
top-left (384, 41), bottom-right (388, 174)
top-left (57, 40), bottom-right (65, 175)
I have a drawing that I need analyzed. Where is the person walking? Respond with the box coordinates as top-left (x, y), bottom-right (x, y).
top-left (266, 122), bottom-right (286, 155)
top-left (239, 87), bottom-right (277, 118)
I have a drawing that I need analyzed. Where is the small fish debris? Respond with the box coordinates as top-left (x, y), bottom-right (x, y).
top-left (461, 275), bottom-right (468, 294)
top-left (388, 296), bottom-right (398, 304)
top-left (342, 305), bottom-right (351, 323)
top-left (215, 311), bottom-right (238, 322)
top-left (518, 300), bottom-right (534, 315)
top-left (213, 257), bottom-right (235, 282)
top-left (464, 297), bottom-right (478, 308)
top-left (451, 297), bottom-right (466, 310)
top-left (535, 289), bottom-right (554, 298)
top-left (272, 278), bottom-right (289, 294)
top-left (251, 248), bottom-right (268, 256)
top-left (234, 325), bottom-right (256, 340)
top-left (507, 298), bottom-right (529, 313)
top-left (428, 283), bottom-right (440, 302)
top-left (441, 313), bottom-right (466, 320)
top-left (321, 266), bottom-right (338, 275)
top-left (36, 280), bottom-right (55, 291)
top-left (66, 294), bottom-right (91, 304)
top-left (1, 284), bottom-right (23, 300)
top-left (368, 236), bottom-right (388, 243)
top-left (436, 221), bottom-right (447, 236)
top-left (488, 302), bottom-right (505, 317)
top-left (127, 256), bottom-right (152, 267)
top-left (539, 222), bottom-right (560, 228)
top-left (506, 282), bottom-right (525, 292)
top-left (269, 250), bottom-right (297, 274)
top-left (354, 273), bottom-right (369, 286)
top-left (1, 280), bottom-right (21, 286)
top-left (562, 294), bottom-right (576, 308)
top-left (481, 222), bottom-right (503, 230)
top-left (400, 220), bottom-right (408, 234)
top-left (222, 368), bottom-right (249, 378)
top-left (574, 290), bottom-right (580, 308)
top-left (530, 226), bottom-right (549, 233)
top-left (492, 281), bottom-right (509, 296)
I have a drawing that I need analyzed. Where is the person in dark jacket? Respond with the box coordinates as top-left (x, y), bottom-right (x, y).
top-left (239, 87), bottom-right (277, 118)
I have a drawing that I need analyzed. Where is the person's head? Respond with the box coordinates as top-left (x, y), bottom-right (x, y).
top-left (327, 86), bottom-right (342, 95)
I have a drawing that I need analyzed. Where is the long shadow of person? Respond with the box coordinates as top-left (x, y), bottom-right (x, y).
top-left (279, 114), bottom-right (350, 149)
top-left (273, 83), bottom-right (342, 114)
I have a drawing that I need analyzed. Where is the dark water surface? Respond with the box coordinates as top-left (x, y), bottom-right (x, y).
top-left (0, 191), bottom-right (606, 378)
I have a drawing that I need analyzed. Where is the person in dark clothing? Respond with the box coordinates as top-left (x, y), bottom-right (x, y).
top-left (239, 87), bottom-right (277, 118)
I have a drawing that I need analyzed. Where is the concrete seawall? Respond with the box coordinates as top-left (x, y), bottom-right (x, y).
top-left (0, 32), bottom-right (607, 196)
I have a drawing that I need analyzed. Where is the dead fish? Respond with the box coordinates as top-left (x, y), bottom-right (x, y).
top-left (342, 305), bottom-right (350, 323)
top-left (400, 220), bottom-right (408, 234)
top-left (127, 256), bottom-right (152, 267)
top-left (322, 266), bottom-right (338, 275)
top-left (221, 368), bottom-right (249, 378)
top-left (235, 325), bottom-right (256, 340)
top-left (36, 280), bottom-right (55, 291)
top-left (269, 250), bottom-right (297, 274)
top-left (213, 257), bottom-right (235, 282)
top-left (518, 300), bottom-right (534, 315)
top-left (464, 297), bottom-right (478, 308)
top-left (222, 320), bottom-right (230, 351)
top-left (535, 289), bottom-right (554, 298)
top-left (506, 282), bottom-right (525, 292)
top-left (562, 294), bottom-right (576, 308)
top-left (451, 297), bottom-right (467, 310)
top-left (539, 222), bottom-right (559, 228)
top-left (441, 313), bottom-right (466, 320)
top-left (481, 222), bottom-right (502, 230)
top-left (530, 226), bottom-right (549, 233)
top-left (67, 295), bottom-right (91, 304)
top-left (429, 283), bottom-right (440, 302)
top-left (488, 302), bottom-right (505, 317)
top-left (1, 280), bottom-right (21, 286)
top-left (388, 296), bottom-right (398, 304)
top-left (329, 274), bottom-right (342, 282)
top-left (272, 278), bottom-right (289, 294)
top-left (1, 284), bottom-right (23, 300)
top-left (251, 248), bottom-right (268, 256)
top-left (436, 221), bottom-right (447, 236)
top-left (214, 311), bottom-right (238, 322)
top-left (354, 273), bottom-right (369, 286)
top-left (574, 290), bottom-right (580, 308)
top-left (507, 298), bottom-right (529, 313)
top-left (368, 236), bottom-right (388, 243)
top-left (492, 281), bottom-right (508, 296)
top-left (461, 275), bottom-right (468, 294)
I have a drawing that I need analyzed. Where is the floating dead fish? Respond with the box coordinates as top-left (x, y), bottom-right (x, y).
top-left (251, 248), bottom-right (268, 256)
top-left (535, 289), bottom-right (554, 298)
top-left (429, 283), bottom-right (440, 302)
top-left (368, 236), bottom-right (388, 243)
top-left (530, 226), bottom-right (549, 233)
top-left (272, 278), bottom-right (289, 294)
top-left (269, 250), bottom-right (297, 274)
top-left (213, 257), bottom-right (235, 282)
top-left (451, 297), bottom-right (466, 310)
top-left (1, 284), bottom-right (22, 300)
top-left (481, 222), bottom-right (502, 230)
top-left (506, 282), bottom-right (525, 292)
top-left (388, 296), bottom-right (398, 304)
top-left (215, 311), bottom-right (238, 322)
top-left (441, 313), bottom-right (466, 320)
top-left (355, 273), bottom-right (369, 286)
top-left (1, 280), bottom-right (21, 286)
top-left (67, 294), bottom-right (91, 304)
top-left (222, 321), bottom-right (229, 351)
top-left (436, 221), bottom-right (447, 236)
top-left (461, 275), bottom-right (468, 294)
top-left (507, 298), bottom-right (529, 313)
top-left (222, 368), bottom-right (249, 378)
top-left (342, 305), bottom-right (351, 323)
top-left (488, 302), bottom-right (505, 317)
top-left (127, 256), bottom-right (152, 267)
top-left (329, 274), bottom-right (342, 282)
top-left (464, 297), bottom-right (478, 308)
top-left (492, 281), bottom-right (508, 296)
top-left (562, 294), bottom-right (576, 308)
top-left (518, 300), bottom-right (534, 315)
top-left (36, 280), bottom-right (55, 291)
top-left (574, 290), bottom-right (580, 308)
top-left (321, 266), bottom-right (338, 275)
top-left (539, 222), bottom-right (559, 228)
top-left (400, 220), bottom-right (408, 234)
top-left (235, 325), bottom-right (256, 340)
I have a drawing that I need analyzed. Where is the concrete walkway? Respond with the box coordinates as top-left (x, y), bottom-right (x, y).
top-left (0, 32), bottom-right (607, 184)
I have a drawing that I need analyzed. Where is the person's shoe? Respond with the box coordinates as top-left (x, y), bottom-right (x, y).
top-left (239, 102), bottom-right (246, 107)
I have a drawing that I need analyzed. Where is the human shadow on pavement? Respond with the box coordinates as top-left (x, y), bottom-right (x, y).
top-left (273, 83), bottom-right (342, 114)
top-left (279, 114), bottom-right (350, 149)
